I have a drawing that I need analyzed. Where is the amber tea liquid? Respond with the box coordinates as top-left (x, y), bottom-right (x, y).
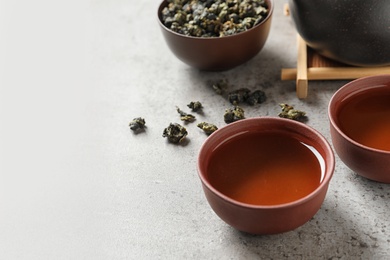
top-left (337, 86), bottom-right (390, 151)
top-left (207, 132), bottom-right (324, 205)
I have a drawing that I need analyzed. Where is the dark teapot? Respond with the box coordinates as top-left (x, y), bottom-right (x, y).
top-left (288, 0), bottom-right (390, 66)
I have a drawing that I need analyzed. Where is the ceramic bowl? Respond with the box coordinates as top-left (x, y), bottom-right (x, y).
top-left (197, 117), bottom-right (335, 234)
top-left (157, 0), bottom-right (273, 71)
top-left (328, 75), bottom-right (390, 183)
top-left (288, 0), bottom-right (390, 66)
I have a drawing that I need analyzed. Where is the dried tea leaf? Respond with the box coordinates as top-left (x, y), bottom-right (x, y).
top-left (187, 101), bottom-right (203, 112)
top-left (177, 106), bottom-right (196, 122)
top-left (278, 103), bottom-right (307, 121)
top-left (228, 88), bottom-right (266, 106)
top-left (211, 79), bottom-right (228, 95)
top-left (212, 84), bottom-right (223, 95)
top-left (161, 0), bottom-right (269, 38)
top-left (228, 88), bottom-right (250, 105)
top-left (197, 122), bottom-right (218, 135)
top-left (162, 123), bottom-right (188, 143)
top-left (129, 117), bottom-right (146, 131)
top-left (224, 106), bottom-right (245, 124)
top-left (246, 90), bottom-right (266, 106)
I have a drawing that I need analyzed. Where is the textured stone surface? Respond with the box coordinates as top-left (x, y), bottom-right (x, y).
top-left (1, 0), bottom-right (389, 259)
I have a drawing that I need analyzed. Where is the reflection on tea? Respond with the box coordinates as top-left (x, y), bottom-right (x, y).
top-left (207, 132), bottom-right (324, 205)
top-left (338, 86), bottom-right (390, 151)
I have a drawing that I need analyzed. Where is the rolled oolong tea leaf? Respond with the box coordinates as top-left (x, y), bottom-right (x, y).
top-left (228, 88), bottom-right (251, 105)
top-left (161, 0), bottom-right (269, 38)
top-left (129, 117), bottom-right (146, 131)
top-left (278, 103), bottom-right (307, 121)
top-left (228, 88), bottom-right (267, 106)
top-left (176, 106), bottom-right (196, 122)
top-left (197, 122), bottom-right (218, 135)
top-left (211, 79), bottom-right (228, 95)
top-left (187, 101), bottom-right (203, 112)
top-left (162, 123), bottom-right (188, 143)
top-left (224, 106), bottom-right (245, 124)
top-left (212, 84), bottom-right (223, 95)
top-left (246, 89), bottom-right (266, 106)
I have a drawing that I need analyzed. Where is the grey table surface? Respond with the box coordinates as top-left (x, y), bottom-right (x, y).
top-left (1, 0), bottom-right (389, 259)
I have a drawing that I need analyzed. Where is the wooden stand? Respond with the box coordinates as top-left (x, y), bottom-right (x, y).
top-left (281, 5), bottom-right (390, 99)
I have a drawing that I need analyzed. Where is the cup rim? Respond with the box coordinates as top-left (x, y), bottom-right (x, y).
top-left (328, 75), bottom-right (390, 155)
top-left (157, 0), bottom-right (274, 40)
top-left (197, 116), bottom-right (335, 210)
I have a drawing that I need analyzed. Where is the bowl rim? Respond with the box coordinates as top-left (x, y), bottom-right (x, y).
top-left (328, 74), bottom-right (390, 155)
top-left (197, 116), bottom-right (335, 210)
top-left (157, 0), bottom-right (274, 40)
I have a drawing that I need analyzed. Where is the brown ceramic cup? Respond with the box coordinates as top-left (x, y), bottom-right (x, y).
top-left (197, 117), bottom-right (335, 234)
top-left (157, 0), bottom-right (273, 71)
top-left (328, 75), bottom-right (390, 183)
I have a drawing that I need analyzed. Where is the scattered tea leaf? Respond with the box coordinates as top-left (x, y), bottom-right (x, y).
top-left (224, 106), bottom-right (245, 124)
top-left (228, 88), bottom-right (250, 105)
top-left (129, 117), bottom-right (146, 131)
top-left (197, 122), bottom-right (218, 135)
top-left (211, 79), bottom-right (228, 95)
top-left (163, 123), bottom-right (188, 143)
top-left (246, 90), bottom-right (266, 106)
top-left (278, 103), bottom-right (307, 121)
top-left (228, 88), bottom-right (266, 106)
top-left (212, 84), bottom-right (223, 95)
top-left (187, 101), bottom-right (203, 112)
top-left (177, 106), bottom-right (196, 122)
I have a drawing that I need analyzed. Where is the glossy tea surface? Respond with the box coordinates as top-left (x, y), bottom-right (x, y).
top-left (337, 86), bottom-right (390, 151)
top-left (207, 132), bottom-right (324, 205)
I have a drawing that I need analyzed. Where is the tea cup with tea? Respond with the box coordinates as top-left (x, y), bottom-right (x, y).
top-left (197, 117), bottom-right (335, 234)
top-left (328, 75), bottom-right (390, 183)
